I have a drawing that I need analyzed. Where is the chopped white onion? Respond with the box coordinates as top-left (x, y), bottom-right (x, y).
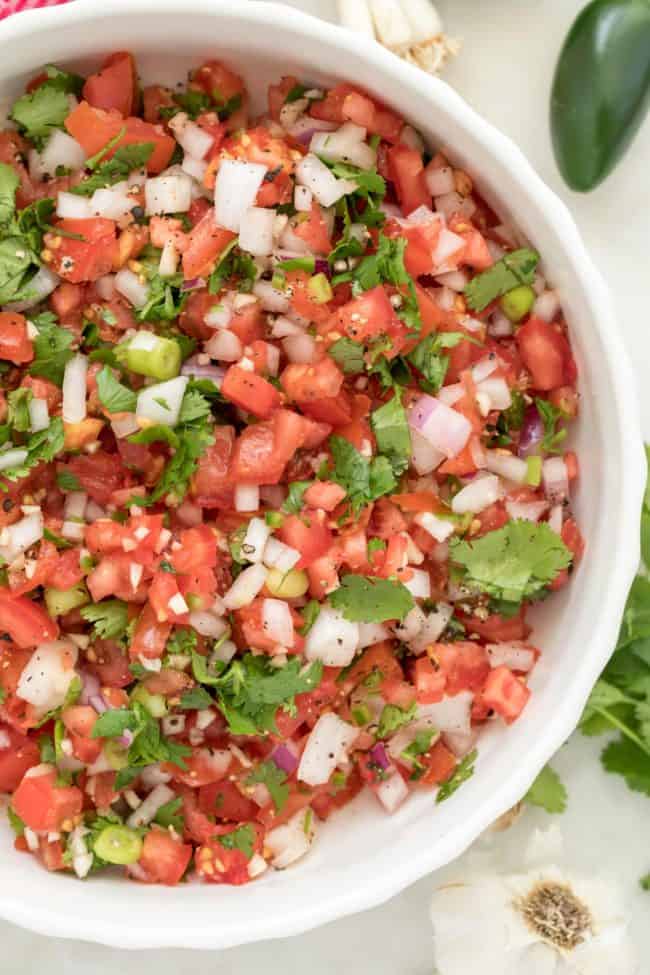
top-left (158, 239), bottom-right (179, 277)
top-left (145, 174), bottom-right (192, 215)
top-left (262, 598), bottom-right (295, 647)
top-left (136, 375), bottom-right (189, 428)
top-left (91, 187), bottom-right (135, 220)
top-left (304, 605), bottom-right (359, 666)
top-left (114, 268), bottom-right (150, 308)
top-left (95, 274), bottom-right (116, 301)
top-left (417, 691), bottom-right (474, 736)
top-left (215, 160), bottom-right (267, 232)
top-left (234, 484), bottom-right (260, 512)
top-left (62, 353), bottom-right (88, 424)
top-left (542, 457), bottom-right (569, 503)
top-left (204, 329), bottom-right (242, 361)
top-left (263, 537), bottom-right (300, 573)
top-left (204, 294), bottom-right (234, 329)
top-left (126, 784), bottom-right (175, 829)
top-left (297, 712), bottom-right (357, 786)
top-left (296, 153), bottom-right (356, 208)
top-left (266, 808), bottom-right (315, 869)
top-left (222, 563), bottom-right (268, 610)
top-left (56, 191), bottom-right (94, 220)
top-left (471, 356), bottom-right (499, 384)
top-left (0, 448), bottom-right (28, 472)
top-left (409, 603), bottom-right (454, 653)
top-left (403, 568), bottom-right (431, 600)
top-left (486, 642), bottom-right (536, 672)
top-left (476, 376), bottom-right (512, 411)
top-left (40, 129), bottom-right (86, 176)
top-left (239, 206), bottom-right (276, 257)
top-left (253, 279), bottom-right (291, 313)
top-left (357, 622), bottom-right (391, 649)
top-left (435, 269), bottom-right (470, 292)
top-left (282, 333), bottom-right (317, 364)
top-left (294, 184), bottom-right (313, 212)
top-left (64, 491), bottom-right (87, 522)
top-left (28, 397), bottom-right (49, 433)
top-left (16, 641), bottom-right (78, 715)
top-left (409, 427), bottom-right (445, 475)
top-left (424, 164), bottom-right (455, 197)
top-left (533, 290), bottom-right (560, 323)
top-left (548, 504), bottom-right (564, 535)
top-left (375, 769), bottom-right (409, 814)
top-left (170, 116), bottom-right (213, 160)
top-left (271, 315), bottom-right (303, 338)
top-left (181, 154), bottom-right (208, 183)
top-left (432, 227), bottom-right (465, 268)
top-left (0, 510), bottom-right (43, 563)
top-left (451, 474), bottom-right (501, 515)
top-left (414, 511), bottom-right (454, 543)
top-left (505, 499), bottom-right (549, 523)
top-left (310, 123), bottom-right (376, 170)
top-left (111, 413), bottom-right (139, 439)
top-left (187, 611), bottom-right (228, 639)
top-left (240, 517), bottom-right (271, 563)
top-left (485, 450), bottom-right (528, 484)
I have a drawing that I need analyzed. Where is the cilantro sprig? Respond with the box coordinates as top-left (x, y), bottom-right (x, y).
top-left (464, 248), bottom-right (539, 312)
top-left (524, 764), bottom-right (568, 814)
top-left (71, 143), bottom-right (154, 196)
top-left (329, 435), bottom-right (396, 515)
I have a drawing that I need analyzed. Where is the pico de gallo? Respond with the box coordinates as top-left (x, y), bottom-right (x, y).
top-left (0, 52), bottom-right (583, 886)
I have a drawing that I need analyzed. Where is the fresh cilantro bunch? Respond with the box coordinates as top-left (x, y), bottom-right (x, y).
top-left (579, 449), bottom-right (650, 798)
top-left (450, 520), bottom-right (573, 605)
top-left (192, 652), bottom-right (323, 735)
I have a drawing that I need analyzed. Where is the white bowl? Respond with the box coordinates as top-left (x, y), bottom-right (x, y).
top-left (0, 0), bottom-right (644, 950)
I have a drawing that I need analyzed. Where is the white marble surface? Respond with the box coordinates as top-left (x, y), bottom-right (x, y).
top-left (3, 1), bottom-right (650, 970)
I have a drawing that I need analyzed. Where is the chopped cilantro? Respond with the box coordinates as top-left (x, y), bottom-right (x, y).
top-left (450, 521), bottom-right (573, 605)
top-left (370, 388), bottom-right (411, 477)
top-left (80, 599), bottom-right (129, 640)
top-left (282, 480), bottom-right (312, 514)
top-left (401, 728), bottom-right (437, 779)
top-left (299, 599), bottom-right (321, 636)
top-left (333, 232), bottom-right (421, 331)
top-left (219, 823), bottom-right (255, 860)
top-left (524, 764), bottom-right (567, 813)
top-left (330, 574), bottom-right (415, 623)
top-left (71, 143), bottom-right (154, 196)
top-left (285, 83), bottom-right (307, 103)
top-left (153, 797), bottom-right (185, 832)
top-left (91, 708), bottom-right (136, 739)
top-left (0, 163), bottom-right (19, 227)
top-left (407, 332), bottom-right (465, 395)
top-left (329, 434), bottom-right (397, 515)
top-left (536, 398), bottom-right (567, 454)
top-left (96, 365), bottom-right (137, 414)
top-left (56, 469), bottom-right (81, 491)
top-left (247, 760), bottom-right (289, 811)
top-left (208, 240), bottom-right (256, 295)
top-left (179, 685), bottom-right (214, 710)
top-left (7, 387), bottom-right (33, 433)
top-left (178, 387), bottom-right (212, 424)
top-left (436, 749), bottom-right (477, 803)
top-left (136, 411), bottom-right (214, 506)
top-left (6, 806), bottom-right (25, 837)
top-left (376, 701), bottom-right (417, 739)
top-left (10, 72), bottom-right (75, 145)
top-left (29, 317), bottom-right (75, 386)
top-left (1, 417), bottom-right (64, 482)
top-left (464, 248), bottom-right (539, 312)
top-left (328, 338), bottom-right (365, 374)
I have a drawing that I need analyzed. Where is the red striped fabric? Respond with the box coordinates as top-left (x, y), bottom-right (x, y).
top-left (0, 0), bottom-right (71, 20)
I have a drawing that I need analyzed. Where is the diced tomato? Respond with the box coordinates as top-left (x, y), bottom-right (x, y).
top-left (459, 228), bottom-right (493, 270)
top-left (0, 312), bottom-right (33, 364)
top-left (46, 218), bottom-right (117, 284)
top-left (148, 572), bottom-right (189, 624)
top-left (0, 726), bottom-right (39, 791)
top-left (293, 201), bottom-right (332, 254)
top-left (182, 215), bottom-right (235, 281)
top-left (65, 101), bottom-right (175, 174)
top-left (86, 639), bottom-right (133, 688)
top-left (143, 84), bottom-right (174, 122)
top-left (138, 828), bottom-right (193, 886)
top-left (340, 641), bottom-right (402, 693)
top-left (199, 779), bottom-right (259, 822)
top-left (13, 768), bottom-right (83, 832)
top-left (170, 525), bottom-right (217, 573)
top-left (303, 481), bottom-right (347, 512)
top-left (516, 318), bottom-right (576, 391)
top-left (310, 83), bottom-right (403, 143)
top-left (388, 144), bottom-right (430, 216)
top-left (459, 608), bottom-right (531, 643)
top-left (221, 366), bottom-right (281, 419)
top-left (306, 553), bottom-right (340, 600)
top-left (191, 60), bottom-right (248, 131)
top-left (61, 705), bottom-right (102, 763)
top-left (167, 747), bottom-right (232, 787)
top-left (298, 389), bottom-right (353, 427)
top-left (86, 553), bottom-right (143, 603)
top-left (268, 75), bottom-right (301, 121)
top-left (191, 425), bottom-right (235, 507)
top-left (281, 358), bottom-right (344, 404)
top-left (129, 604), bottom-right (171, 660)
top-left (336, 285), bottom-right (397, 344)
top-left (195, 832), bottom-right (256, 885)
top-left (83, 51), bottom-right (137, 117)
top-left (413, 657), bottom-right (446, 704)
top-left (432, 641), bottom-right (490, 695)
top-left (419, 741), bottom-right (458, 786)
top-left (482, 666), bottom-right (531, 723)
top-left (0, 592), bottom-right (58, 647)
top-left (278, 511), bottom-right (333, 569)
top-left (59, 453), bottom-right (125, 505)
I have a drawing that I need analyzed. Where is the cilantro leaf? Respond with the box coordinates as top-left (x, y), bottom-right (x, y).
top-left (178, 388), bottom-right (212, 424)
top-left (0, 163), bottom-right (19, 226)
top-left (208, 242), bottom-right (256, 295)
top-left (96, 365), bottom-right (137, 414)
top-left (91, 708), bottom-right (137, 739)
top-left (7, 387), bottom-right (33, 433)
top-left (640, 873), bottom-right (650, 892)
top-left (6, 806), bottom-right (25, 837)
top-left (56, 469), bottom-right (81, 491)
top-left (128, 425), bottom-right (179, 448)
top-left (124, 704), bottom-right (191, 771)
top-left (370, 389), bottom-right (411, 477)
top-left (330, 575), bottom-right (415, 623)
top-left (247, 760), bottom-right (289, 811)
top-left (282, 480), bottom-right (312, 514)
top-left (450, 520), bottom-right (573, 604)
top-left (329, 435), bottom-right (397, 514)
top-left (179, 686), bottom-right (214, 710)
top-left (219, 823), bottom-right (255, 860)
top-left (536, 398), bottom-right (567, 454)
top-left (328, 338), bottom-right (365, 374)
top-left (81, 599), bottom-right (129, 640)
top-left (0, 237), bottom-right (39, 305)
top-left (211, 653), bottom-right (323, 736)
top-left (299, 599), bottom-right (320, 636)
top-left (436, 749), bottom-right (477, 803)
top-left (71, 143), bottom-right (154, 196)
top-left (29, 317), bottom-right (75, 385)
top-left (153, 797), bottom-right (184, 832)
top-left (136, 270), bottom-right (187, 323)
top-left (601, 737), bottom-right (650, 797)
top-left (334, 233), bottom-right (421, 331)
top-left (408, 332), bottom-right (465, 395)
top-left (324, 160), bottom-right (386, 199)
top-left (160, 89), bottom-right (212, 121)
top-left (10, 83), bottom-right (71, 145)
top-left (464, 248), bottom-right (539, 312)
top-left (376, 702), bottom-right (417, 739)
top-left (138, 412), bottom-right (215, 506)
top-left (524, 764), bottom-right (567, 814)
top-left (1, 417), bottom-right (64, 481)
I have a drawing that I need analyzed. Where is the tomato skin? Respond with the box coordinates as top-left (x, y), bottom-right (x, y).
top-left (0, 312), bottom-right (33, 364)
top-left (47, 218), bottom-right (117, 284)
top-left (516, 317), bottom-right (576, 391)
top-left (482, 666), bottom-right (531, 723)
top-left (171, 525), bottom-right (218, 573)
top-left (13, 768), bottom-right (83, 832)
top-left (221, 366), bottom-right (281, 419)
top-left (65, 101), bottom-right (175, 174)
top-left (182, 215), bottom-right (235, 280)
top-left (388, 144), bottom-right (430, 216)
top-left (83, 51), bottom-right (137, 116)
top-left (229, 409), bottom-right (308, 485)
top-left (191, 425), bottom-right (235, 507)
top-left (298, 389), bottom-right (352, 427)
top-left (281, 359), bottom-right (344, 403)
top-left (0, 725), bottom-right (40, 791)
top-left (278, 512), bottom-right (333, 569)
top-left (0, 592), bottom-right (58, 647)
top-left (138, 828), bottom-right (193, 886)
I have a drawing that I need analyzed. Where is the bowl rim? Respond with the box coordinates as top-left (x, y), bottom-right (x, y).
top-left (0, 0), bottom-right (645, 950)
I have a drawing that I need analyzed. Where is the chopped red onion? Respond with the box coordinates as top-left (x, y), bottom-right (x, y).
top-left (180, 357), bottom-right (225, 386)
top-left (89, 693), bottom-right (108, 714)
top-left (369, 742), bottom-right (390, 771)
top-left (180, 277), bottom-right (206, 293)
top-left (518, 405), bottom-right (544, 458)
top-left (409, 394), bottom-right (471, 459)
top-left (271, 744), bottom-right (299, 775)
